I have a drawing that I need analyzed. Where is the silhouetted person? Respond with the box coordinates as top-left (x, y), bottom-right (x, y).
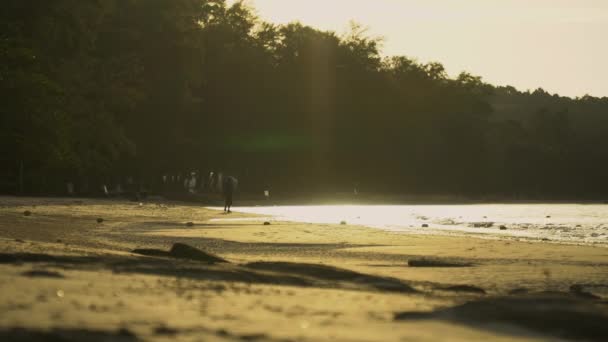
top-left (223, 176), bottom-right (237, 213)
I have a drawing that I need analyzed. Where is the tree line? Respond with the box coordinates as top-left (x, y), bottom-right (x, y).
top-left (2, 0), bottom-right (608, 199)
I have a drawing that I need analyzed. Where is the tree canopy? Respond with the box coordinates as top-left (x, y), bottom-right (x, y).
top-left (2, 0), bottom-right (608, 198)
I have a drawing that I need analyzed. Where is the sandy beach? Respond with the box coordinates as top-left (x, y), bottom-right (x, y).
top-left (0, 196), bottom-right (607, 341)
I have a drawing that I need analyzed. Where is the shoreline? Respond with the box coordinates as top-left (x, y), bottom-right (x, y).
top-left (211, 207), bottom-right (608, 249)
top-left (216, 203), bottom-right (608, 248)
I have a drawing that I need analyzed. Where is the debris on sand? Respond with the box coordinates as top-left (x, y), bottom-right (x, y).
top-left (509, 288), bottom-right (529, 295)
top-left (570, 284), bottom-right (601, 299)
top-left (21, 270), bottom-right (65, 278)
top-left (96, 218), bottom-right (104, 223)
top-left (154, 326), bottom-right (178, 336)
top-left (340, 221), bottom-right (347, 225)
top-left (185, 222), bottom-right (194, 227)
top-left (263, 221), bottom-right (271, 226)
top-left (132, 243), bottom-right (228, 264)
top-left (23, 210), bottom-right (31, 216)
top-left (408, 259), bottom-right (473, 268)
top-left (499, 225), bottom-right (507, 230)
top-left (471, 222), bottom-right (493, 228)
top-left (441, 285), bottom-right (486, 294)
top-left (421, 224), bottom-right (429, 228)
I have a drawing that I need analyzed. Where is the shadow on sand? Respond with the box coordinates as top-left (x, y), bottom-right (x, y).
top-left (0, 247), bottom-right (417, 294)
top-left (0, 327), bottom-right (138, 342)
top-left (395, 292), bottom-right (608, 341)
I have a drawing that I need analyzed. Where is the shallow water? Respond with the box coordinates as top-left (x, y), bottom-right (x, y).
top-left (217, 204), bottom-right (608, 246)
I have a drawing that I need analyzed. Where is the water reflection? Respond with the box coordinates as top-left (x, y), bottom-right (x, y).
top-left (212, 204), bottom-right (608, 245)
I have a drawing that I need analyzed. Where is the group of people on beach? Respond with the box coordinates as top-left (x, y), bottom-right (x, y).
top-left (169, 170), bottom-right (238, 213)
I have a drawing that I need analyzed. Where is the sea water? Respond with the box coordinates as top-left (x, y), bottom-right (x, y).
top-left (215, 204), bottom-right (608, 246)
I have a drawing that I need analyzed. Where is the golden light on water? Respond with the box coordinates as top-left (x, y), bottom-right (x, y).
top-left (215, 204), bottom-right (608, 243)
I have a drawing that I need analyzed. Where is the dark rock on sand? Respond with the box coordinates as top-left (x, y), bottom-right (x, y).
top-left (186, 222), bottom-right (194, 227)
top-left (570, 284), bottom-right (601, 300)
top-left (441, 285), bottom-right (486, 294)
top-left (263, 221), bottom-right (271, 226)
top-left (509, 288), bottom-right (529, 295)
top-left (499, 225), bottom-right (507, 230)
top-left (340, 221), bottom-right (347, 225)
top-left (21, 270), bottom-right (64, 278)
top-left (408, 259), bottom-right (473, 268)
top-left (214, 329), bottom-right (267, 341)
top-left (23, 210), bottom-right (31, 216)
top-left (216, 329), bottom-right (229, 337)
top-left (239, 333), bottom-right (267, 341)
top-left (421, 224), bottom-right (429, 228)
top-left (132, 243), bottom-right (228, 264)
top-left (96, 218), bottom-right (104, 223)
top-left (170, 243), bottom-right (228, 263)
top-left (154, 326), bottom-right (178, 335)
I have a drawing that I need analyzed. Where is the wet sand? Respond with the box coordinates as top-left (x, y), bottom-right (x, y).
top-left (0, 196), bottom-right (607, 341)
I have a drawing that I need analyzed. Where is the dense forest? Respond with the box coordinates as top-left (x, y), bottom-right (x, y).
top-left (2, 0), bottom-right (608, 199)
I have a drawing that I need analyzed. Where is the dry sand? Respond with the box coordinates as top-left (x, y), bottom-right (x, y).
top-left (0, 196), bottom-right (607, 341)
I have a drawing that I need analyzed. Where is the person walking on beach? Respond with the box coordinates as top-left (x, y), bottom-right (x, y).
top-left (223, 176), bottom-right (237, 213)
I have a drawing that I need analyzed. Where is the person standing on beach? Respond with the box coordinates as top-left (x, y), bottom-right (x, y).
top-left (223, 176), bottom-right (237, 213)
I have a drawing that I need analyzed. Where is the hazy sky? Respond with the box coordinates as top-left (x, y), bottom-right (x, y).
top-left (231, 0), bottom-right (608, 98)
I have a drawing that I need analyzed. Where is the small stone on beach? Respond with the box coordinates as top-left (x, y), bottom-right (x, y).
top-left (263, 221), bottom-right (271, 226)
top-left (499, 225), bottom-right (507, 230)
top-left (422, 224), bottom-right (429, 228)
top-left (340, 221), bottom-right (347, 225)
top-left (186, 222), bottom-right (194, 227)
top-left (96, 218), bottom-right (104, 223)
top-left (23, 210), bottom-right (31, 216)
